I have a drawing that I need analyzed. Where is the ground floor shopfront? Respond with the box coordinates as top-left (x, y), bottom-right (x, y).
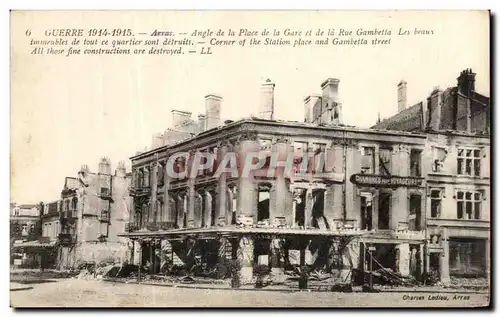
top-left (426, 220), bottom-right (490, 283)
top-left (11, 239), bottom-right (58, 270)
top-left (122, 228), bottom-right (425, 286)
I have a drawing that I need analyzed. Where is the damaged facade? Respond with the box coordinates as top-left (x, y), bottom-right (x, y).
top-left (121, 70), bottom-right (489, 286)
top-left (14, 159), bottom-right (133, 270)
top-left (57, 158), bottom-right (133, 269)
top-left (374, 68), bottom-right (491, 282)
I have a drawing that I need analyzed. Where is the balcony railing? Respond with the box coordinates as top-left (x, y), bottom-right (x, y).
top-left (58, 233), bottom-right (76, 246)
top-left (125, 222), bottom-right (140, 232)
top-left (125, 221), bottom-right (177, 233)
top-left (157, 221), bottom-right (177, 230)
top-left (129, 186), bottom-right (151, 197)
top-left (99, 193), bottom-right (113, 201)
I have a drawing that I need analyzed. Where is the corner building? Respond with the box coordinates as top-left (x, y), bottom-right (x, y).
top-left (123, 71), bottom-right (490, 284)
top-left (374, 68), bottom-right (490, 283)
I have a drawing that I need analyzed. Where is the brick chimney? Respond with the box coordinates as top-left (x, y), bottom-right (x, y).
top-left (259, 79), bottom-right (275, 120)
top-left (171, 110), bottom-right (192, 131)
top-left (98, 157), bottom-right (112, 175)
top-left (304, 94), bottom-right (321, 123)
top-left (320, 78), bottom-right (342, 125)
top-left (115, 160), bottom-right (127, 177)
top-left (397, 80), bottom-right (407, 112)
top-left (426, 87), bottom-right (443, 130)
top-left (198, 114), bottom-right (206, 132)
top-left (205, 94), bottom-right (222, 130)
top-left (80, 164), bottom-right (90, 174)
top-left (151, 132), bottom-right (164, 149)
top-left (457, 68), bottom-right (476, 96)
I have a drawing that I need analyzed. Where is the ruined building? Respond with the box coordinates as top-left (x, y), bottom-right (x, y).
top-left (374, 68), bottom-right (490, 134)
top-left (374, 69), bottom-right (491, 282)
top-left (14, 159), bottom-right (133, 269)
top-left (55, 158), bottom-right (133, 268)
top-left (122, 71), bottom-right (490, 285)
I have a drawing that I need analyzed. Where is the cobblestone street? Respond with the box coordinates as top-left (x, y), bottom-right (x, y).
top-left (10, 279), bottom-right (490, 308)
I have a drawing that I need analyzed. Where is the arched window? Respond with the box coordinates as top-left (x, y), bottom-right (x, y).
top-left (142, 203), bottom-right (149, 223)
top-left (144, 168), bottom-right (150, 187)
top-left (158, 163), bottom-right (165, 186)
top-left (72, 197), bottom-right (78, 217)
top-left (155, 200), bottom-right (162, 222)
top-left (137, 169), bottom-right (143, 188)
top-left (65, 200), bottom-right (71, 217)
top-left (169, 198), bottom-right (176, 226)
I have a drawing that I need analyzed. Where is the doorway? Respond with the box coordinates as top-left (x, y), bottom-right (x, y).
top-left (378, 193), bottom-right (391, 229)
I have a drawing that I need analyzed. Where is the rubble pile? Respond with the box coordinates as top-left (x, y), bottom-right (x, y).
top-left (448, 277), bottom-right (489, 290)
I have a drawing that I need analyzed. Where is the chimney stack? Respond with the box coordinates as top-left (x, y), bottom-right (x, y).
top-left (259, 79), bottom-right (275, 120)
top-left (397, 80), bottom-right (407, 112)
top-left (205, 94), bottom-right (222, 130)
top-left (320, 78), bottom-right (342, 125)
top-left (304, 94), bottom-right (321, 123)
top-left (151, 132), bottom-right (164, 149)
top-left (80, 164), bottom-right (90, 174)
top-left (115, 160), bottom-right (127, 177)
top-left (171, 110), bottom-right (192, 131)
top-left (457, 68), bottom-right (476, 96)
top-left (98, 157), bottom-right (112, 175)
top-left (427, 87), bottom-right (443, 130)
top-left (198, 114), bottom-right (206, 132)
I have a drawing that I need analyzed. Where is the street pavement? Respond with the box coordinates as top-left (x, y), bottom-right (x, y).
top-left (10, 279), bottom-right (490, 308)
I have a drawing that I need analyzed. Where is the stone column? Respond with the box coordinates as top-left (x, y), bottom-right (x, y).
top-left (176, 196), bottom-right (183, 228)
top-left (440, 229), bottom-right (450, 283)
top-left (485, 238), bottom-right (490, 281)
top-left (217, 142), bottom-right (228, 226)
top-left (425, 247), bottom-right (430, 276)
top-left (183, 195), bottom-right (189, 228)
top-left (162, 162), bottom-right (171, 222)
top-left (392, 145), bottom-right (410, 230)
top-left (128, 240), bottom-right (135, 264)
top-left (160, 239), bottom-right (169, 272)
top-left (419, 244), bottom-right (425, 278)
top-left (305, 188), bottom-right (313, 227)
top-left (133, 240), bottom-right (142, 266)
top-left (238, 138), bottom-right (258, 222)
top-left (238, 236), bottom-right (254, 284)
top-left (272, 139), bottom-right (290, 224)
top-left (270, 238), bottom-right (286, 283)
top-left (344, 143), bottom-right (360, 227)
top-left (131, 170), bottom-right (137, 188)
top-left (396, 243), bottom-right (410, 276)
top-left (298, 238), bottom-right (313, 265)
top-left (187, 178), bottom-right (195, 228)
top-left (194, 192), bottom-right (202, 228)
top-left (150, 161), bottom-right (158, 222)
top-left (227, 188), bottom-right (234, 225)
top-left (148, 242), bottom-right (155, 274)
top-left (371, 192), bottom-right (379, 230)
top-left (144, 167), bottom-right (150, 187)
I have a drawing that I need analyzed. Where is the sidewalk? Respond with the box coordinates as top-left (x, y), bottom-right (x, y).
top-left (102, 278), bottom-right (489, 294)
top-left (10, 283), bottom-right (33, 292)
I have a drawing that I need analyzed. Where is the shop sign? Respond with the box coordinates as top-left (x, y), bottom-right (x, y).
top-left (350, 173), bottom-right (423, 188)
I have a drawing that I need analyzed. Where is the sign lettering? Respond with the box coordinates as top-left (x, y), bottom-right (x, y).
top-left (350, 174), bottom-right (423, 188)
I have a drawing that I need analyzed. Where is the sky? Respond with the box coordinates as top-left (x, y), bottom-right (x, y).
top-left (10, 10), bottom-right (489, 204)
